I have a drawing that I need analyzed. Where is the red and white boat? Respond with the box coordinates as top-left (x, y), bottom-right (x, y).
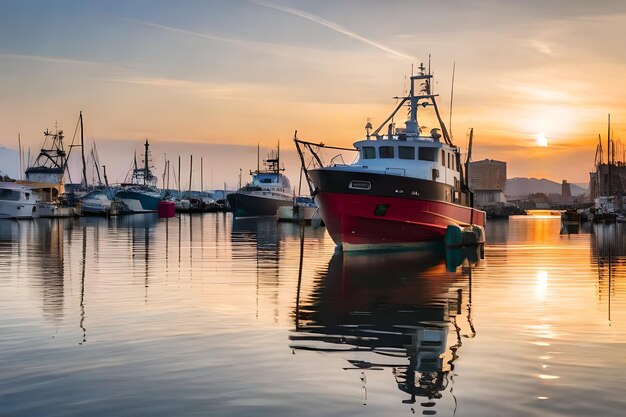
top-left (296, 63), bottom-right (485, 251)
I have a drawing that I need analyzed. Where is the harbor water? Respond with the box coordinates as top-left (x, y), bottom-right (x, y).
top-left (1, 214), bottom-right (626, 416)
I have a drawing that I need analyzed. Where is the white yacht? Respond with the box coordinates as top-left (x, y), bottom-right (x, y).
top-left (0, 182), bottom-right (38, 219)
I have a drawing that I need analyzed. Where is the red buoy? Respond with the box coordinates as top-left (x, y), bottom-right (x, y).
top-left (158, 200), bottom-right (176, 218)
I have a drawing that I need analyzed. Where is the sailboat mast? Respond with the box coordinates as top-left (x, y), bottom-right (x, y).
top-left (102, 164), bottom-right (109, 188)
top-left (18, 133), bottom-right (22, 180)
top-left (599, 134), bottom-right (603, 165)
top-left (277, 141), bottom-right (280, 176)
top-left (144, 139), bottom-right (149, 186)
top-left (189, 155), bottom-right (193, 192)
top-left (201, 157), bottom-right (204, 191)
top-left (257, 142), bottom-right (260, 173)
top-left (178, 155), bottom-right (181, 196)
top-left (606, 113), bottom-right (613, 195)
top-left (465, 127), bottom-right (474, 187)
top-left (92, 147), bottom-right (103, 186)
top-left (167, 160), bottom-right (170, 190)
top-left (162, 154), bottom-right (167, 189)
top-left (449, 62), bottom-right (456, 141)
top-left (80, 111), bottom-right (87, 188)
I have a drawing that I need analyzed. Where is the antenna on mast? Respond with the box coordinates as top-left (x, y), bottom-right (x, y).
top-left (428, 54), bottom-right (432, 94)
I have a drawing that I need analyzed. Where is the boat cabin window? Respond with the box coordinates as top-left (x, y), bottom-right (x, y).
top-left (379, 146), bottom-right (394, 159)
top-left (418, 147), bottom-right (437, 162)
top-left (25, 193), bottom-right (30, 200)
top-left (447, 153), bottom-right (451, 168)
top-left (441, 150), bottom-right (445, 166)
top-left (398, 146), bottom-right (415, 160)
top-left (0, 189), bottom-right (21, 201)
top-left (362, 146), bottom-right (376, 160)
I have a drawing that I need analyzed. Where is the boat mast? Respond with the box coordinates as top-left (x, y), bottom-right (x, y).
top-left (92, 146), bottom-right (103, 186)
top-left (449, 62), bottom-right (456, 141)
top-left (465, 128), bottom-right (474, 207)
top-left (102, 164), bottom-right (110, 188)
top-left (598, 134), bottom-right (603, 165)
top-left (80, 111), bottom-right (87, 188)
top-left (144, 139), bottom-right (149, 186)
top-left (277, 140), bottom-right (280, 178)
top-left (201, 157), bottom-right (204, 191)
top-left (162, 154), bottom-right (167, 189)
top-left (189, 155), bottom-right (193, 192)
top-left (606, 113), bottom-right (613, 196)
top-left (18, 133), bottom-right (22, 180)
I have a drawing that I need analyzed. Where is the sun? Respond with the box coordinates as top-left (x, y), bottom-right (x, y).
top-left (536, 132), bottom-right (548, 147)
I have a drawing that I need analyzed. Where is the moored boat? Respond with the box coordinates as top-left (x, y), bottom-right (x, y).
top-left (116, 140), bottom-right (161, 213)
top-left (24, 127), bottom-right (66, 191)
top-left (0, 182), bottom-right (38, 219)
top-left (227, 147), bottom-right (293, 217)
top-left (277, 196), bottom-right (319, 223)
top-left (296, 63), bottom-right (485, 251)
top-left (80, 188), bottom-right (121, 216)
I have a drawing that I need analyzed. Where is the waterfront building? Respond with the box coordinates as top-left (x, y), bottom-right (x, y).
top-left (468, 159), bottom-right (507, 191)
top-left (468, 159), bottom-right (507, 207)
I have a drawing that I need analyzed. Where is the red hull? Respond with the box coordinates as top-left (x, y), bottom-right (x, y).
top-left (316, 192), bottom-right (485, 250)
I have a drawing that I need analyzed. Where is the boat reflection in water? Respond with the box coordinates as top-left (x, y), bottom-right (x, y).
top-left (593, 223), bottom-right (626, 257)
top-left (592, 223), bottom-right (626, 324)
top-left (291, 244), bottom-right (480, 412)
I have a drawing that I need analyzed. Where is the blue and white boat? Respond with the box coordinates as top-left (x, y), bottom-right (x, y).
top-left (116, 140), bottom-right (161, 213)
top-left (227, 147), bottom-right (293, 217)
top-left (80, 188), bottom-right (120, 216)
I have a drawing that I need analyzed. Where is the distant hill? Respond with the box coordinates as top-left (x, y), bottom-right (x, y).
top-left (505, 177), bottom-right (587, 197)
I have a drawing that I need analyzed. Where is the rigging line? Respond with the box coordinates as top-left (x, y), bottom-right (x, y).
top-left (449, 62), bottom-right (456, 141)
top-left (66, 115), bottom-right (82, 162)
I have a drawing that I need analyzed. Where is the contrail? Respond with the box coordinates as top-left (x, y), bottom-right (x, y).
top-left (252, 0), bottom-right (413, 60)
top-left (121, 18), bottom-right (237, 44)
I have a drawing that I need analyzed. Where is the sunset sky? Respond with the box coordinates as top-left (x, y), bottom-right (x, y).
top-left (1, 0), bottom-right (625, 187)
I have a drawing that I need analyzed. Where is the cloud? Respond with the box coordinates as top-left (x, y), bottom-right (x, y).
top-left (0, 52), bottom-right (106, 67)
top-left (524, 39), bottom-right (555, 56)
top-left (498, 82), bottom-right (576, 103)
top-left (101, 75), bottom-right (275, 99)
top-left (251, 0), bottom-right (414, 60)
